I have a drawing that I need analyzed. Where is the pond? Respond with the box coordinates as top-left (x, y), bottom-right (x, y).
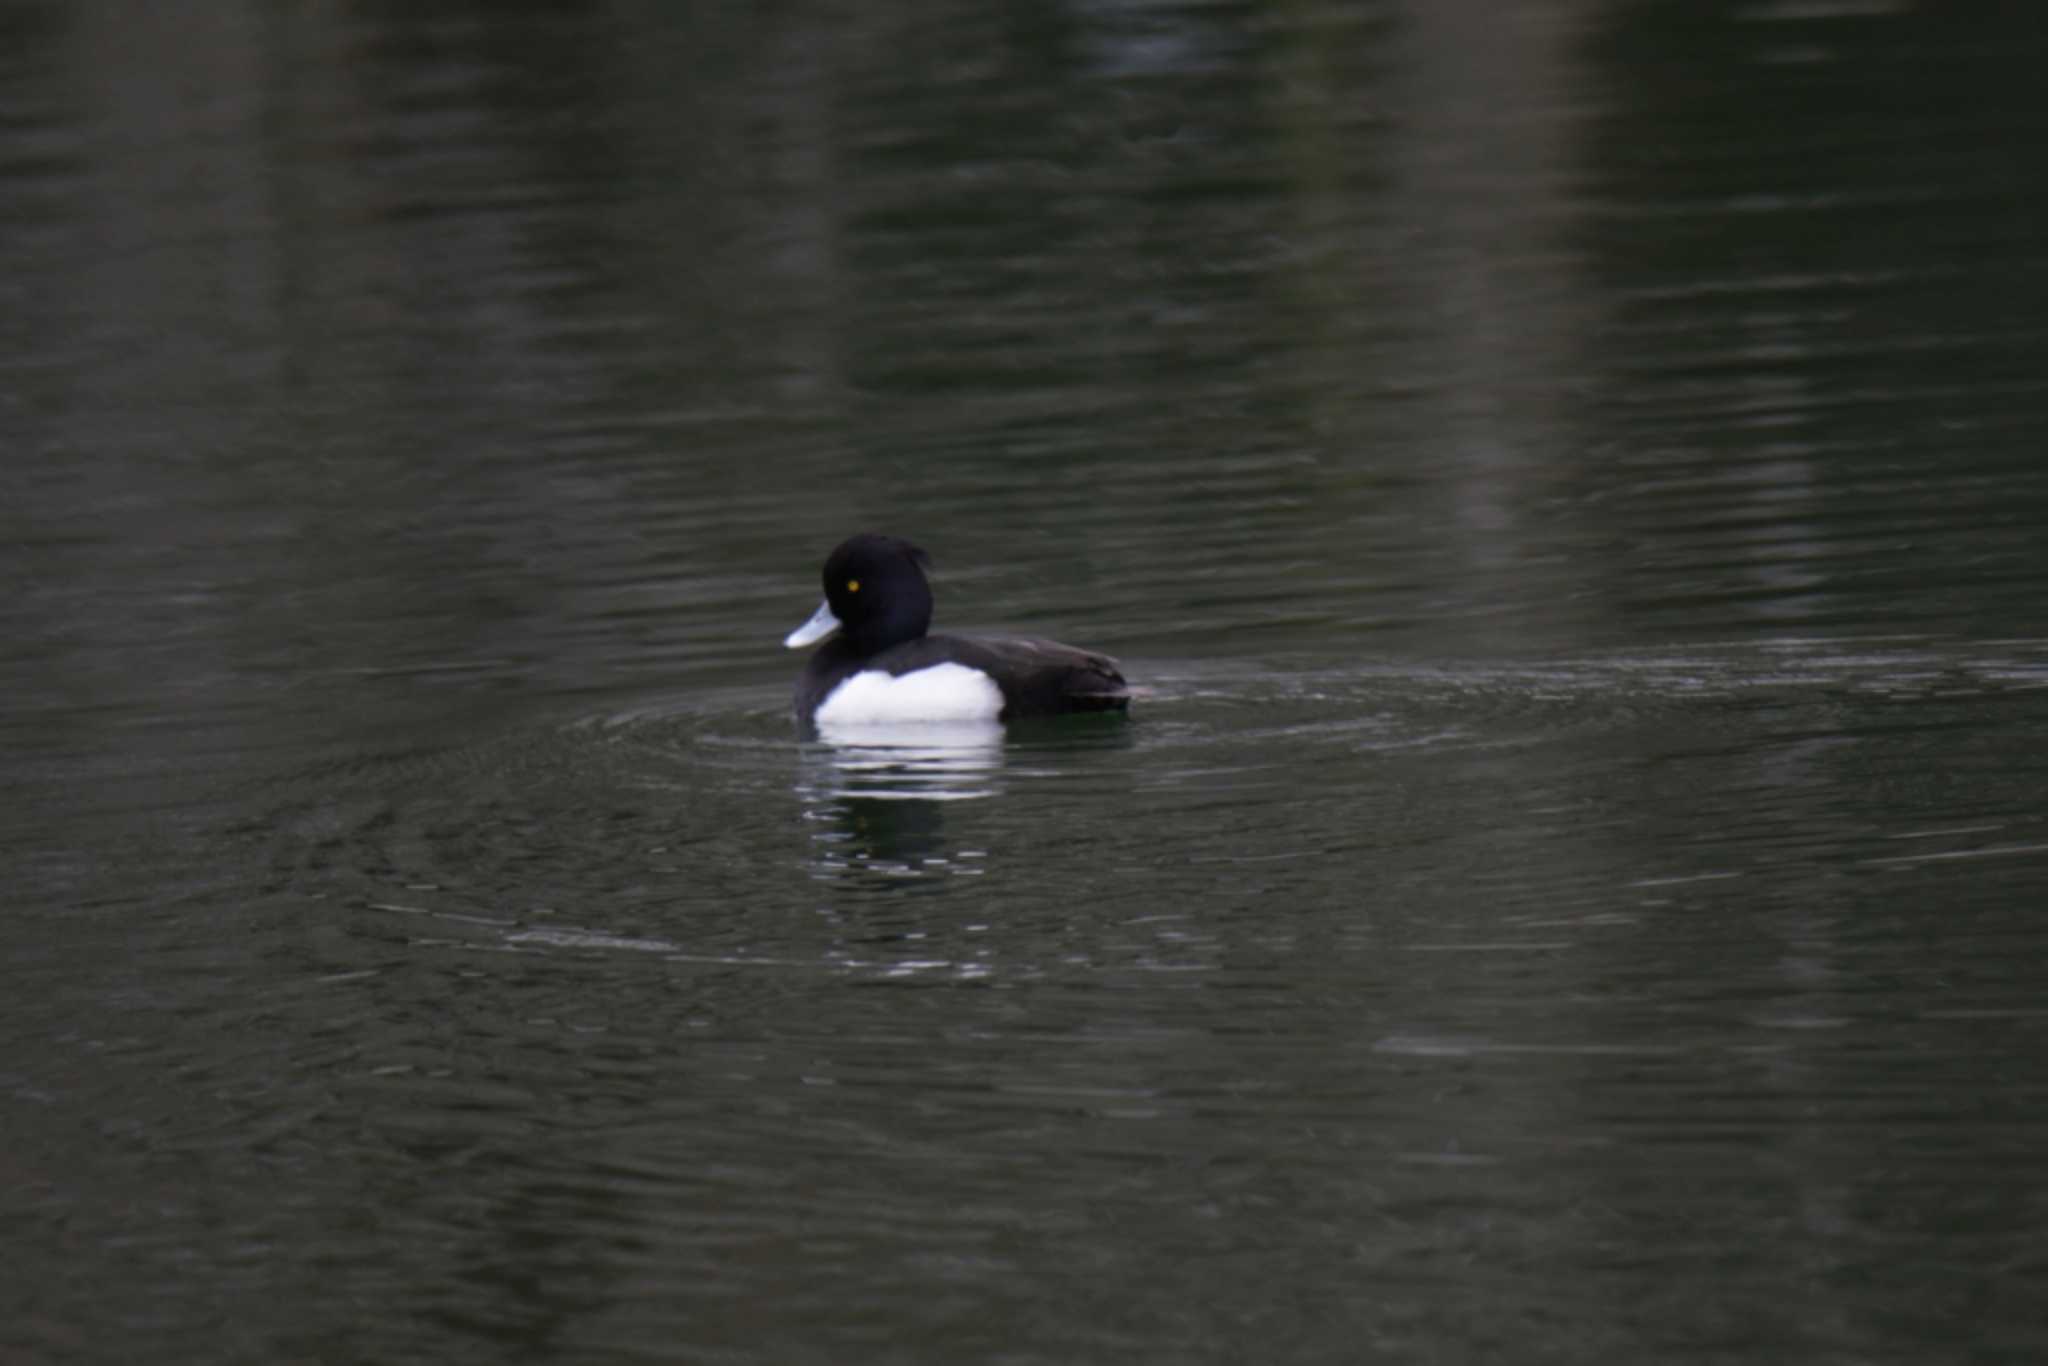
top-left (6, 3), bottom-right (2048, 1362)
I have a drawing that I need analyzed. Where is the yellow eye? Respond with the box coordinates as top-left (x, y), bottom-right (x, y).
top-left (846, 579), bottom-right (860, 593)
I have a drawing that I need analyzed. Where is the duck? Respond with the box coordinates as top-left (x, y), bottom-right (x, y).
top-left (784, 533), bottom-right (1129, 729)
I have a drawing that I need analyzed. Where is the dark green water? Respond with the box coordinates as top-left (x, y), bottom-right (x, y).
top-left (7, 3), bottom-right (2048, 1362)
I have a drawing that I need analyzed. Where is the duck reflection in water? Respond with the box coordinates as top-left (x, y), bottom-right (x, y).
top-left (796, 719), bottom-right (1006, 875)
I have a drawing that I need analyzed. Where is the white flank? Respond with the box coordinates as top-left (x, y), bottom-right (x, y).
top-left (814, 662), bottom-right (1005, 727)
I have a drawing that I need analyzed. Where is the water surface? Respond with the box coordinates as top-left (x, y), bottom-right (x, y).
top-left (7, 3), bottom-right (2048, 1363)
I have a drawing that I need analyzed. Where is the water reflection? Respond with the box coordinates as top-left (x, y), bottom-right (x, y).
top-left (797, 720), bottom-right (1004, 873)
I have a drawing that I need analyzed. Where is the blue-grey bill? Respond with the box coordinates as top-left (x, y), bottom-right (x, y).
top-left (784, 599), bottom-right (841, 648)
